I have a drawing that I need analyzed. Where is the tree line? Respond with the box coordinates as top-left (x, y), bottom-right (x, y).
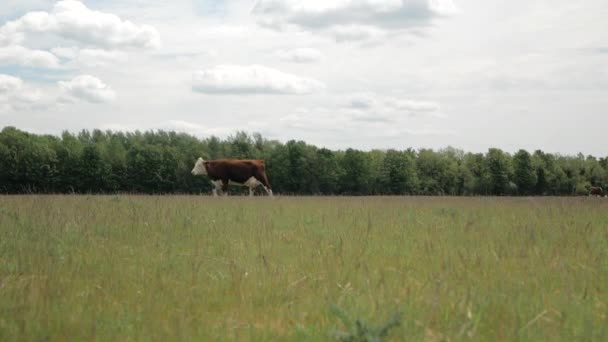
top-left (0, 126), bottom-right (606, 196)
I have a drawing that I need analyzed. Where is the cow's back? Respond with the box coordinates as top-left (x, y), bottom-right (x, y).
top-left (206, 159), bottom-right (266, 184)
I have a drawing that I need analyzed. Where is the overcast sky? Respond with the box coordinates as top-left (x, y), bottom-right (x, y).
top-left (0, 0), bottom-right (607, 155)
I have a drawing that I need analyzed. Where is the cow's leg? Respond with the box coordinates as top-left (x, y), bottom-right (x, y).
top-left (255, 181), bottom-right (272, 196)
top-left (259, 180), bottom-right (273, 197)
top-left (243, 177), bottom-right (260, 197)
top-left (211, 180), bottom-right (222, 197)
top-left (261, 185), bottom-right (273, 196)
top-left (221, 180), bottom-right (229, 196)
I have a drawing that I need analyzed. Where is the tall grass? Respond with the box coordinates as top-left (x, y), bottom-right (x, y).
top-left (1, 196), bottom-right (607, 340)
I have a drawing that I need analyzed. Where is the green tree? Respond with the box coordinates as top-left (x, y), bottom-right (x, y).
top-left (314, 148), bottom-right (342, 194)
top-left (460, 153), bottom-right (489, 195)
top-left (0, 127), bottom-right (58, 193)
top-left (80, 143), bottom-right (109, 193)
top-left (2, 125), bottom-right (607, 196)
top-left (268, 140), bottom-right (316, 194)
top-left (379, 149), bottom-right (418, 195)
top-left (228, 131), bottom-right (254, 158)
top-left (416, 148), bottom-right (459, 195)
top-left (339, 148), bottom-right (372, 195)
top-left (512, 149), bottom-right (536, 195)
top-left (485, 148), bottom-right (512, 195)
top-left (55, 131), bottom-right (84, 192)
top-left (101, 133), bottom-right (128, 192)
top-left (126, 143), bottom-right (164, 193)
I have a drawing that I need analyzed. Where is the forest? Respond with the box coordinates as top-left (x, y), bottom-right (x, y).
top-left (0, 126), bottom-right (606, 195)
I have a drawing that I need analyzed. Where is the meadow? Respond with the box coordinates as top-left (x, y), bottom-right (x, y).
top-left (0, 195), bottom-right (607, 341)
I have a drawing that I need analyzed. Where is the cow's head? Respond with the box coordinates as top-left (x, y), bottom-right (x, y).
top-left (191, 157), bottom-right (207, 176)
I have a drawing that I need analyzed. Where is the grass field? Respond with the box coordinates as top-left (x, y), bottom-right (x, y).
top-left (1, 196), bottom-right (607, 341)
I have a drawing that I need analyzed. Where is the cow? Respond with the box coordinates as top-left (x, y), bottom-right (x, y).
top-left (191, 158), bottom-right (273, 197)
top-left (589, 186), bottom-right (604, 197)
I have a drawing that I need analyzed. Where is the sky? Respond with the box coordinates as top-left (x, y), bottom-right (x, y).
top-left (0, 0), bottom-right (607, 155)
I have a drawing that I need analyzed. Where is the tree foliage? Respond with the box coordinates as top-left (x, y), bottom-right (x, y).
top-left (1, 126), bottom-right (606, 195)
top-left (512, 149), bottom-right (536, 195)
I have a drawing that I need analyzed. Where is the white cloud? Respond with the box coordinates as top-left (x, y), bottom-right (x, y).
top-left (163, 119), bottom-right (204, 132)
top-left (401, 127), bottom-right (456, 136)
top-left (51, 47), bottom-right (128, 67)
top-left (10, 88), bottom-right (48, 108)
top-left (327, 24), bottom-right (386, 42)
top-left (276, 47), bottom-right (323, 63)
top-left (0, 74), bottom-right (23, 93)
top-left (252, 0), bottom-right (457, 33)
top-left (158, 120), bottom-right (231, 136)
top-left (192, 64), bottom-right (326, 95)
top-left (346, 93), bottom-right (443, 120)
top-left (0, 1), bottom-right (50, 22)
top-left (0, 74), bottom-right (54, 113)
top-left (348, 92), bottom-right (377, 109)
top-left (98, 123), bottom-right (134, 132)
top-left (276, 102), bottom-right (453, 141)
top-left (281, 92), bottom-right (443, 128)
top-left (99, 120), bottom-right (232, 137)
top-left (384, 98), bottom-right (441, 115)
top-left (0, 24), bottom-right (22, 46)
top-left (1, 0), bottom-right (161, 49)
top-left (280, 107), bottom-right (347, 130)
top-left (58, 75), bottom-right (116, 103)
top-left (198, 25), bottom-right (251, 38)
top-left (0, 45), bottom-right (60, 68)
top-left (2, 0), bottom-right (608, 155)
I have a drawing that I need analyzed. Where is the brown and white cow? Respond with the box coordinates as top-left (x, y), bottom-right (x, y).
top-left (191, 158), bottom-right (273, 197)
top-left (589, 186), bottom-right (604, 197)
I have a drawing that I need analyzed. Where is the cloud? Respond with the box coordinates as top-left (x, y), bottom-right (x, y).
top-left (0, 0), bottom-right (160, 49)
top-left (0, 73), bottom-right (53, 112)
top-left (594, 47), bottom-right (608, 54)
top-left (252, 0), bottom-right (457, 36)
top-left (277, 103), bottom-right (453, 139)
top-left (273, 92), bottom-right (443, 134)
top-left (100, 120), bottom-right (232, 137)
top-left (401, 127), bottom-right (456, 136)
top-left (198, 25), bottom-right (251, 38)
top-left (348, 92), bottom-right (378, 109)
top-left (163, 120), bottom-right (205, 132)
top-left (327, 24), bottom-right (386, 42)
top-left (276, 47), bottom-right (323, 63)
top-left (272, 93), bottom-right (444, 136)
top-left (346, 92), bottom-right (443, 120)
top-left (0, 45), bottom-right (60, 68)
top-left (158, 120), bottom-right (231, 136)
top-left (192, 64), bottom-right (326, 95)
top-left (0, 24), bottom-right (22, 46)
top-left (384, 98), bottom-right (440, 115)
top-left (58, 75), bottom-right (116, 103)
top-left (0, 74), bottom-right (23, 93)
top-left (280, 107), bottom-right (347, 130)
top-left (98, 123), bottom-right (134, 132)
top-left (51, 47), bottom-right (128, 67)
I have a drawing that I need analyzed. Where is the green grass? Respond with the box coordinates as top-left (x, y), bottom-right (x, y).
top-left (1, 196), bottom-right (607, 341)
